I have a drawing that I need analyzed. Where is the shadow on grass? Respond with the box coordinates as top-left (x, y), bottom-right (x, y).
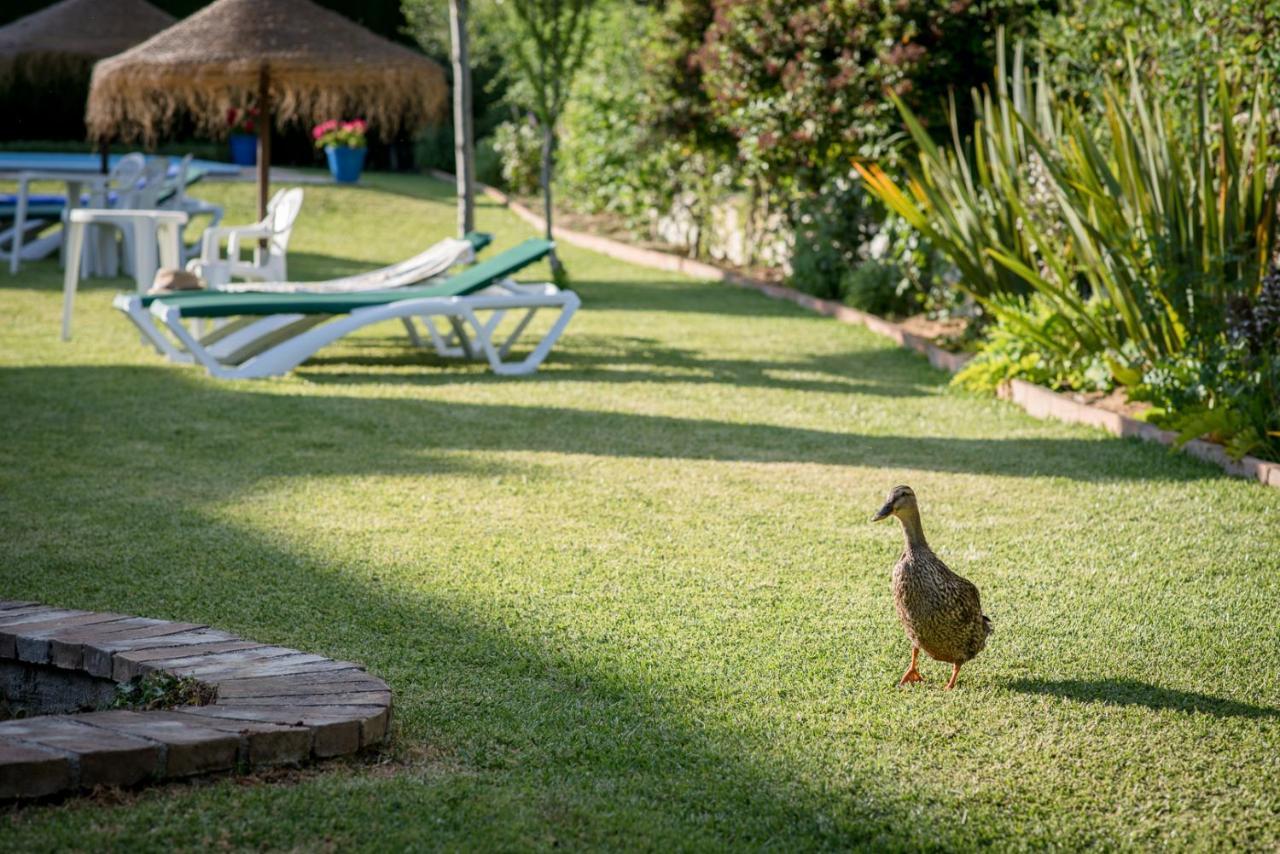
top-left (573, 277), bottom-right (815, 318)
top-left (1008, 678), bottom-right (1280, 719)
top-left (3, 498), bottom-right (909, 847)
top-left (0, 365), bottom-right (1220, 490)
top-left (300, 333), bottom-right (936, 398)
top-left (0, 364), bottom-right (922, 846)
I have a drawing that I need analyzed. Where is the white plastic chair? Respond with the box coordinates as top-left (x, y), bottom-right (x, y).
top-left (188, 188), bottom-right (304, 286)
top-left (83, 153), bottom-right (147, 277)
top-left (118, 157), bottom-right (171, 277)
top-left (162, 154), bottom-right (225, 264)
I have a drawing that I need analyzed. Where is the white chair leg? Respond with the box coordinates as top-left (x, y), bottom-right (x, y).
top-left (10, 179), bottom-right (28, 275)
top-left (61, 222), bottom-right (86, 341)
top-left (400, 317), bottom-right (424, 347)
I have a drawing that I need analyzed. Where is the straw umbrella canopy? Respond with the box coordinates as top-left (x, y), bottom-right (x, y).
top-left (86, 0), bottom-right (448, 218)
top-left (0, 0), bottom-right (175, 88)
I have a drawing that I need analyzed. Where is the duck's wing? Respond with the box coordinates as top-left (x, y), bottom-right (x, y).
top-left (947, 572), bottom-right (984, 622)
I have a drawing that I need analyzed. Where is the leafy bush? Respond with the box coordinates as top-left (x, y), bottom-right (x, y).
top-left (840, 261), bottom-right (921, 318)
top-left (556, 2), bottom-right (665, 221)
top-left (475, 136), bottom-right (503, 187)
top-left (696, 0), bottom-right (1039, 194)
top-left (1133, 272), bottom-right (1280, 461)
top-left (788, 178), bottom-right (877, 299)
top-left (788, 178), bottom-right (953, 317)
top-left (492, 118), bottom-right (542, 195)
top-left (953, 295), bottom-right (1116, 393)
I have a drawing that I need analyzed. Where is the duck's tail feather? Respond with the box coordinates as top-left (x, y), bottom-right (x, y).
top-left (982, 615), bottom-right (993, 635)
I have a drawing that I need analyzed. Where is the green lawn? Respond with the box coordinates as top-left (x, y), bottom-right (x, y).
top-left (1, 173), bottom-right (1277, 851)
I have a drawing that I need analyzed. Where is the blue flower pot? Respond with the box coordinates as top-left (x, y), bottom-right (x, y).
top-left (229, 133), bottom-right (257, 166)
top-left (325, 145), bottom-right (366, 184)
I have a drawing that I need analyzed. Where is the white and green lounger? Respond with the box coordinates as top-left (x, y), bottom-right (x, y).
top-left (115, 230), bottom-right (492, 354)
top-left (117, 238), bottom-right (578, 379)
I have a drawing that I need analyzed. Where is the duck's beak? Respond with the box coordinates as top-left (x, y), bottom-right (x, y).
top-left (871, 500), bottom-right (894, 522)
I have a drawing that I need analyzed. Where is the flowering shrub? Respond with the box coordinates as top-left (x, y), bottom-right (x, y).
top-left (312, 119), bottom-right (368, 150)
top-left (696, 0), bottom-right (1034, 192)
top-left (226, 107), bottom-right (258, 135)
top-left (492, 118), bottom-right (542, 196)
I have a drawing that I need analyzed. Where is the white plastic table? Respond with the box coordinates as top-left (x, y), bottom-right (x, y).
top-left (62, 208), bottom-right (188, 341)
top-left (6, 170), bottom-right (112, 274)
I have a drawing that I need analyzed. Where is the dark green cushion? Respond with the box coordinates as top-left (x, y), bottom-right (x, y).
top-left (150, 237), bottom-right (549, 318)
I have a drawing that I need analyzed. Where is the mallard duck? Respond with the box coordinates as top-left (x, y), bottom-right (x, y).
top-left (872, 485), bottom-right (991, 690)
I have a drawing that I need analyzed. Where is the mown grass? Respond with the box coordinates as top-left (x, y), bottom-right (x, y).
top-left (0, 172), bottom-right (1277, 851)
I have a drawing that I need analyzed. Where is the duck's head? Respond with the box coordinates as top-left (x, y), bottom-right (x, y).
top-left (871, 484), bottom-right (917, 522)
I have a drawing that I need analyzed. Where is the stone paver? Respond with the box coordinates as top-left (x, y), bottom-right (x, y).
top-left (231, 690), bottom-right (392, 708)
top-left (0, 717), bottom-right (161, 787)
top-left (50, 619), bottom-right (208, 669)
top-left (82, 629), bottom-right (240, 677)
top-left (158, 711), bottom-right (313, 766)
top-left (111, 641), bottom-right (267, 682)
top-left (0, 601), bottom-right (391, 799)
top-left (8, 613), bottom-right (133, 662)
top-left (0, 608), bottom-right (87, 628)
top-left (77, 710), bottom-right (239, 778)
top-left (214, 671), bottom-right (390, 698)
top-left (0, 740), bottom-right (72, 799)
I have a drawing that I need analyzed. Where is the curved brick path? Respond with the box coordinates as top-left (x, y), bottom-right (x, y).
top-left (0, 600), bottom-right (391, 799)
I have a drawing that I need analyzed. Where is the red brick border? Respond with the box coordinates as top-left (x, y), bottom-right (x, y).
top-left (0, 601), bottom-right (391, 800)
top-left (449, 172), bottom-right (1279, 489)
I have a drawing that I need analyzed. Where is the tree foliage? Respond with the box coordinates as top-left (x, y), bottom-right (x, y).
top-left (695, 0), bottom-right (1044, 193)
top-left (1033, 0), bottom-right (1280, 102)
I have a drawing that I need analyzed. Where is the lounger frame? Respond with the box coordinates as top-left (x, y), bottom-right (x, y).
top-left (115, 279), bottom-right (579, 378)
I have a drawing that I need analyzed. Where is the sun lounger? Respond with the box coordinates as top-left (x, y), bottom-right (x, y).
top-left (115, 231), bottom-right (492, 357)
top-left (116, 237), bottom-right (578, 378)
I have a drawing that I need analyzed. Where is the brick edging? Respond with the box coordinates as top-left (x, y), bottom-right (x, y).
top-left (440, 171), bottom-right (1279, 489)
top-left (1000, 380), bottom-right (1280, 487)
top-left (0, 601), bottom-right (391, 800)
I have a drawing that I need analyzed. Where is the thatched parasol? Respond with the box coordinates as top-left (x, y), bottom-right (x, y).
top-left (0, 0), bottom-right (175, 88)
top-left (87, 0), bottom-right (448, 217)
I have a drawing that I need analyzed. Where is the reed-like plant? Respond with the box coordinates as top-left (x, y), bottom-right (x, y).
top-left (856, 33), bottom-right (1280, 385)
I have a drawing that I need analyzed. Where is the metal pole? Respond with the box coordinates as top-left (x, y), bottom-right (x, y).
top-left (449, 0), bottom-right (476, 237)
top-left (257, 64), bottom-right (271, 222)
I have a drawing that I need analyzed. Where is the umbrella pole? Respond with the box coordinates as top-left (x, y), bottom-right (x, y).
top-left (257, 64), bottom-right (271, 223)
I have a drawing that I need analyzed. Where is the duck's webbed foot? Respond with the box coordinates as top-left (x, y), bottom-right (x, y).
top-left (943, 663), bottom-right (961, 691)
top-left (898, 646), bottom-right (924, 687)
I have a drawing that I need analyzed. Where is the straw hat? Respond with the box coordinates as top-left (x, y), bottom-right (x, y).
top-left (0, 0), bottom-right (175, 88)
top-left (86, 0), bottom-right (447, 143)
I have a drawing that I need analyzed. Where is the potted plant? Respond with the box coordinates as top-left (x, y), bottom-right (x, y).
top-left (227, 107), bottom-right (258, 166)
top-left (313, 119), bottom-right (368, 183)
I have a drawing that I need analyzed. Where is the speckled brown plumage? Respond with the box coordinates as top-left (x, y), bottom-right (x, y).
top-left (872, 485), bottom-right (991, 690)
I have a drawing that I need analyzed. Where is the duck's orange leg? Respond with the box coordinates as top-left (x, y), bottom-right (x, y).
top-left (898, 647), bottom-right (924, 686)
top-left (943, 663), bottom-right (961, 691)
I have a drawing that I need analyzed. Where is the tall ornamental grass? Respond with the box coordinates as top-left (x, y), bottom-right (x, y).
top-left (856, 34), bottom-right (1279, 386)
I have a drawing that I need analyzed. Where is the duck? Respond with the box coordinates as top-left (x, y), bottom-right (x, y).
top-left (872, 485), bottom-right (991, 690)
